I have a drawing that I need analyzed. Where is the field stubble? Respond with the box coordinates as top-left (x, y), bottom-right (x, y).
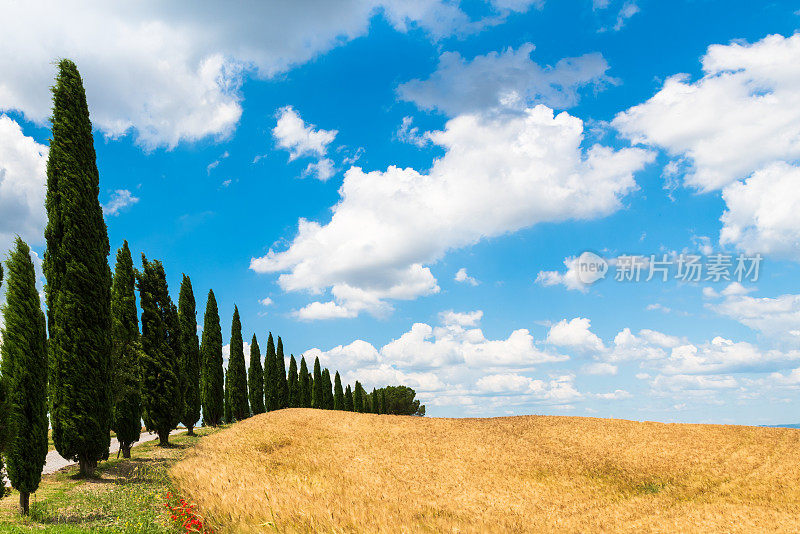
top-left (171, 409), bottom-right (800, 533)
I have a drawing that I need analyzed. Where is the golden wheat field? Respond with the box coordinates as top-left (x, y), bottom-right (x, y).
top-left (170, 409), bottom-right (800, 533)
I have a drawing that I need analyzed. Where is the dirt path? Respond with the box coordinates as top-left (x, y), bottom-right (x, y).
top-left (41, 429), bottom-right (185, 475)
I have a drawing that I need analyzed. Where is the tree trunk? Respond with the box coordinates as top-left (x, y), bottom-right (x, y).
top-left (121, 444), bottom-right (131, 458)
top-left (186, 425), bottom-right (194, 436)
top-left (19, 492), bottom-right (29, 515)
top-left (78, 456), bottom-right (96, 478)
top-left (158, 431), bottom-right (169, 447)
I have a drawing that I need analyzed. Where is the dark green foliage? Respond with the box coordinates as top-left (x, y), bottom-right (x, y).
top-left (312, 357), bottom-right (323, 409)
top-left (287, 355), bottom-right (299, 407)
top-left (178, 275), bottom-right (201, 434)
top-left (227, 307), bottom-right (249, 421)
top-left (333, 372), bottom-right (344, 410)
top-left (264, 333), bottom-right (277, 411)
top-left (380, 390), bottom-right (387, 415)
top-left (344, 385), bottom-right (354, 412)
top-left (371, 388), bottom-right (379, 414)
top-left (44, 59), bottom-right (112, 476)
top-left (1, 239), bottom-right (48, 511)
top-left (321, 369), bottom-right (334, 409)
top-left (275, 337), bottom-right (289, 409)
top-left (376, 385), bottom-right (425, 416)
top-left (137, 256), bottom-right (181, 446)
top-left (110, 242), bottom-right (141, 457)
top-left (364, 394), bottom-right (372, 414)
top-left (354, 381), bottom-right (364, 413)
top-left (298, 357), bottom-right (311, 408)
top-left (200, 290), bottom-right (224, 427)
top-left (0, 263), bottom-right (4, 481)
top-left (248, 335), bottom-right (265, 415)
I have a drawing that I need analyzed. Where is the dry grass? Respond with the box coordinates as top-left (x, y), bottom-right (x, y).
top-left (171, 409), bottom-right (800, 533)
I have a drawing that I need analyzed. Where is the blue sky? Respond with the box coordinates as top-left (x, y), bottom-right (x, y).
top-left (2, 0), bottom-right (800, 423)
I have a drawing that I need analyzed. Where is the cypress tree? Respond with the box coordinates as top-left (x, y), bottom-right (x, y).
top-left (1, 239), bottom-right (48, 514)
top-left (178, 275), bottom-right (201, 435)
top-left (137, 256), bottom-right (181, 446)
top-left (364, 393), bottom-right (372, 414)
top-left (312, 357), bottom-right (323, 409)
top-left (380, 389), bottom-right (387, 415)
top-left (344, 385), bottom-right (354, 412)
top-left (110, 242), bottom-right (141, 459)
top-left (227, 307), bottom-right (249, 421)
top-left (354, 381), bottom-right (364, 413)
top-left (287, 355), bottom-right (299, 407)
top-left (264, 333), bottom-right (277, 411)
top-left (275, 337), bottom-right (289, 408)
top-left (333, 372), bottom-right (344, 410)
top-left (321, 369), bottom-right (334, 409)
top-left (0, 263), bottom-right (4, 480)
top-left (298, 357), bottom-right (310, 408)
top-left (248, 334), bottom-right (265, 415)
top-left (371, 388), bottom-right (379, 414)
top-left (44, 59), bottom-right (112, 477)
top-left (200, 290), bottom-right (224, 427)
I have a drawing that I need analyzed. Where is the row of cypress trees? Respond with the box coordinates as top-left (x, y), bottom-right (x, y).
top-left (0, 58), bottom-right (404, 516)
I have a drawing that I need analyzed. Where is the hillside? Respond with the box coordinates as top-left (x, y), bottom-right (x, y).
top-left (171, 409), bottom-right (800, 533)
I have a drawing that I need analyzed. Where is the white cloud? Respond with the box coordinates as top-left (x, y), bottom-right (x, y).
top-left (2, 1), bottom-right (540, 149)
top-left (720, 162), bottom-right (800, 260)
top-left (646, 303), bottom-right (671, 313)
top-left (582, 362), bottom-right (618, 375)
top-left (206, 151), bottom-right (229, 175)
top-left (614, 33), bottom-right (800, 192)
top-left (259, 297), bottom-right (273, 307)
top-left (252, 105), bottom-right (653, 317)
top-left (303, 158), bottom-right (336, 181)
top-left (711, 291), bottom-right (800, 343)
top-left (536, 256), bottom-right (589, 292)
top-left (659, 337), bottom-right (800, 375)
top-left (546, 317), bottom-right (605, 353)
top-left (439, 310), bottom-right (483, 327)
top-left (454, 267), bottom-right (479, 286)
top-left (295, 300), bottom-right (359, 321)
top-left (612, 1), bottom-right (639, 31)
top-left (592, 389), bottom-right (631, 400)
top-left (0, 115), bottom-right (47, 254)
top-left (398, 43), bottom-right (611, 116)
top-left (396, 116), bottom-right (430, 147)
top-left (273, 106), bottom-right (337, 161)
top-left (651, 374), bottom-right (738, 392)
top-left (102, 189), bottom-right (139, 217)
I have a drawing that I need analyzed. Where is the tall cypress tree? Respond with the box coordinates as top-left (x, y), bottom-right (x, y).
top-left (344, 385), bottom-right (354, 412)
top-left (312, 357), bottom-right (323, 409)
top-left (371, 388), bottom-right (379, 414)
top-left (227, 307), bottom-right (249, 421)
top-left (354, 381), bottom-right (364, 413)
top-left (223, 369), bottom-right (231, 424)
top-left (380, 389), bottom-right (387, 414)
top-left (287, 355), bottom-right (299, 407)
top-left (0, 263), bottom-right (4, 480)
top-left (200, 290), bottom-right (224, 427)
top-left (44, 59), bottom-right (112, 477)
top-left (333, 372), bottom-right (344, 410)
top-left (248, 335), bottom-right (265, 415)
top-left (1, 239), bottom-right (48, 514)
top-left (137, 256), bottom-right (181, 446)
top-left (298, 356), bottom-right (310, 408)
top-left (264, 333), bottom-right (277, 411)
top-left (275, 337), bottom-right (289, 408)
top-left (322, 369), bottom-right (334, 409)
top-left (110, 242), bottom-right (141, 458)
top-left (178, 275), bottom-right (201, 435)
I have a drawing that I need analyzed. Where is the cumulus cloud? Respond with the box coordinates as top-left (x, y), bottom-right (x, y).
top-left (398, 43), bottom-right (612, 116)
top-left (0, 1), bottom-right (540, 149)
top-left (613, 33), bottom-right (800, 261)
top-left (0, 115), bottom-right (47, 254)
top-left (252, 105), bottom-right (653, 317)
top-left (536, 256), bottom-right (590, 292)
top-left (273, 106), bottom-right (337, 161)
top-left (546, 317), bottom-right (605, 353)
top-left (102, 189), bottom-right (140, 217)
top-left (711, 290), bottom-right (800, 343)
top-left (454, 267), bottom-right (479, 286)
top-left (720, 162), bottom-right (800, 260)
